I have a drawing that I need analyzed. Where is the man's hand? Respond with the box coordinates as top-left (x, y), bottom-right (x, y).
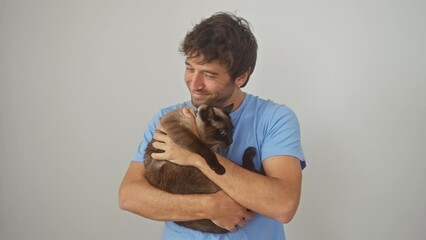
top-left (209, 191), bottom-right (254, 231)
top-left (150, 130), bottom-right (199, 166)
top-left (150, 107), bottom-right (200, 167)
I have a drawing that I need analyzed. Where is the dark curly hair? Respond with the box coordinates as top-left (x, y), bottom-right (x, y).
top-left (180, 12), bottom-right (258, 87)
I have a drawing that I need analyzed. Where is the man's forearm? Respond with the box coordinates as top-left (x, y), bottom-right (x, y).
top-left (119, 162), bottom-right (212, 222)
top-left (196, 153), bottom-right (303, 223)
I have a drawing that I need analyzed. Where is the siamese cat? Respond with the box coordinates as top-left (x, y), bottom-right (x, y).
top-left (144, 104), bottom-right (261, 233)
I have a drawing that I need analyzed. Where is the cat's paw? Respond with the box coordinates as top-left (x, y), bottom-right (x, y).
top-left (243, 147), bottom-right (257, 159)
top-left (211, 164), bottom-right (226, 175)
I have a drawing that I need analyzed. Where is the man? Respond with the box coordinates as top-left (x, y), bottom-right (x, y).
top-left (119, 12), bottom-right (306, 240)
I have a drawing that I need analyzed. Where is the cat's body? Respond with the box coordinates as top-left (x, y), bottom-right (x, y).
top-left (144, 104), bottom-right (259, 233)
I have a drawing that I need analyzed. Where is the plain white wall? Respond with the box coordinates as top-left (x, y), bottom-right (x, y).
top-left (1, 0), bottom-right (425, 239)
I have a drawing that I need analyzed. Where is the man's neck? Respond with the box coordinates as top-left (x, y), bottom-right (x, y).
top-left (226, 89), bottom-right (245, 112)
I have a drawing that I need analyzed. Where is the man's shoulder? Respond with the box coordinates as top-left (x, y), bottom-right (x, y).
top-left (157, 101), bottom-right (192, 117)
top-left (245, 94), bottom-right (294, 116)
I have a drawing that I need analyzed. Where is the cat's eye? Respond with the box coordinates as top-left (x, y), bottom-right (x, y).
top-left (219, 129), bottom-right (226, 135)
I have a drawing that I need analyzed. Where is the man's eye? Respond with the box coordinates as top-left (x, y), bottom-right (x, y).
top-left (204, 73), bottom-right (217, 79)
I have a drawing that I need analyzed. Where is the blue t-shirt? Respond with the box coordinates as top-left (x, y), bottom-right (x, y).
top-left (133, 93), bottom-right (306, 240)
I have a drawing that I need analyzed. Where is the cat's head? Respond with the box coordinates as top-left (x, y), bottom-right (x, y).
top-left (196, 104), bottom-right (234, 151)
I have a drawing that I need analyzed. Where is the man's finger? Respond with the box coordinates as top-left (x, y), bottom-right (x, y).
top-left (153, 132), bottom-right (168, 142)
top-left (237, 218), bottom-right (247, 227)
top-left (156, 124), bottom-right (165, 132)
top-left (243, 210), bottom-right (255, 220)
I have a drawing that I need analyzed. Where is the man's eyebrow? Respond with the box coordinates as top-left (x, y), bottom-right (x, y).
top-left (184, 61), bottom-right (220, 75)
top-left (203, 70), bottom-right (219, 76)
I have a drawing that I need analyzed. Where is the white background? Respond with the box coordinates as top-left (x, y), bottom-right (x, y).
top-left (1, 0), bottom-right (425, 239)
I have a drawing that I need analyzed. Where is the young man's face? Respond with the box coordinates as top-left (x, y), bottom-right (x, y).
top-left (184, 55), bottom-right (239, 108)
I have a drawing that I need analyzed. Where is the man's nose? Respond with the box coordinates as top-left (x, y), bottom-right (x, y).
top-left (190, 72), bottom-right (204, 90)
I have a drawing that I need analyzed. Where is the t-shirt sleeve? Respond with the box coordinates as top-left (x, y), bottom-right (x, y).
top-left (261, 105), bottom-right (306, 169)
top-left (132, 111), bottom-right (162, 163)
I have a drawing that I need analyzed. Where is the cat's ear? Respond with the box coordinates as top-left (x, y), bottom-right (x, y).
top-left (206, 105), bottom-right (216, 119)
top-left (223, 103), bottom-right (234, 113)
top-left (200, 105), bottom-right (215, 121)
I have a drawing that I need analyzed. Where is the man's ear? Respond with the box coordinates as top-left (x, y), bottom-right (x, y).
top-left (235, 68), bottom-right (250, 87)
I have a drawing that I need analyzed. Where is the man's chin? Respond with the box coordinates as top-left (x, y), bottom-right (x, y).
top-left (191, 99), bottom-right (214, 107)
top-left (191, 97), bottom-right (225, 108)
top-left (191, 97), bottom-right (209, 107)
top-left (193, 102), bottom-right (225, 109)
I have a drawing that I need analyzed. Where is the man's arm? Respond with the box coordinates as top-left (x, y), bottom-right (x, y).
top-left (202, 154), bottom-right (302, 223)
top-left (118, 161), bottom-right (253, 230)
top-left (151, 134), bottom-right (303, 223)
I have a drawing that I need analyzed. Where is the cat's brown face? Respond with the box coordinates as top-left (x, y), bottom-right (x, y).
top-left (195, 105), bottom-right (233, 151)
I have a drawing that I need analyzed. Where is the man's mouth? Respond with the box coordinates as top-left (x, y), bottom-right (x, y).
top-left (191, 92), bottom-right (209, 99)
